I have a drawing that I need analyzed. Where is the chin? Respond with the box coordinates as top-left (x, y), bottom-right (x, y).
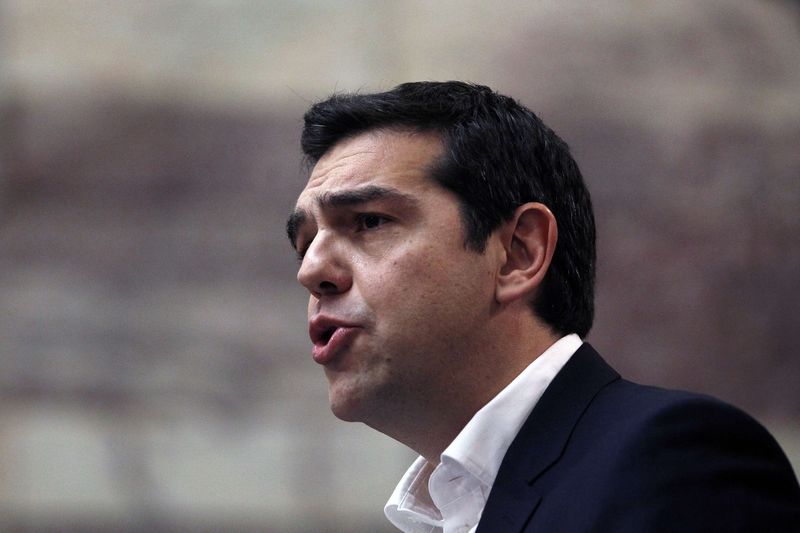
top-left (330, 405), bottom-right (360, 422)
top-left (328, 389), bottom-right (368, 423)
top-left (329, 400), bottom-right (365, 423)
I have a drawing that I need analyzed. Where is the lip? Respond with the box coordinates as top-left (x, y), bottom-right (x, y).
top-left (308, 315), bottom-right (361, 365)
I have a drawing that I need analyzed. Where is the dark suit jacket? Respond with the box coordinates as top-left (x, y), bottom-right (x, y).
top-left (476, 343), bottom-right (800, 532)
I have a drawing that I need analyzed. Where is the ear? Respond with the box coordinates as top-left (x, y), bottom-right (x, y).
top-left (496, 202), bottom-right (558, 305)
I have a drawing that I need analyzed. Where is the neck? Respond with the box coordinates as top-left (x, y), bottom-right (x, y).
top-left (369, 316), bottom-right (561, 462)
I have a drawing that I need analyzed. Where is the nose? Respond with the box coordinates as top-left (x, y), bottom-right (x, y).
top-left (297, 231), bottom-right (353, 298)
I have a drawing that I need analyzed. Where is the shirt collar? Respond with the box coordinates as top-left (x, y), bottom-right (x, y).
top-left (385, 334), bottom-right (583, 533)
top-left (385, 456), bottom-right (441, 532)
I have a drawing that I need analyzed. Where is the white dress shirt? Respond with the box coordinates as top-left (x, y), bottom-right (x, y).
top-left (384, 334), bottom-right (583, 533)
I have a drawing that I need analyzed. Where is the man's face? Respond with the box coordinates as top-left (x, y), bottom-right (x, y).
top-left (289, 129), bottom-right (498, 425)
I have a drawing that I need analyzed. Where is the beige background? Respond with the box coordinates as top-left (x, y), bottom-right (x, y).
top-left (1, 1), bottom-right (799, 531)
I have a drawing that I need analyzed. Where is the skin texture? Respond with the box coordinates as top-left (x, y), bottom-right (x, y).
top-left (291, 129), bottom-right (558, 460)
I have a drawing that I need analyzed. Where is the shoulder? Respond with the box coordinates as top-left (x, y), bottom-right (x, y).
top-left (486, 346), bottom-right (800, 531)
top-left (575, 377), bottom-right (797, 482)
top-left (563, 379), bottom-right (800, 530)
top-left (585, 377), bottom-right (768, 439)
top-left (586, 379), bottom-right (787, 462)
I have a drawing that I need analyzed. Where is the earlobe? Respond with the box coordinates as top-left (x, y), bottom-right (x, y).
top-left (495, 203), bottom-right (557, 305)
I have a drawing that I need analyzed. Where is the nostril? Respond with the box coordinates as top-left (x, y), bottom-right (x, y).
top-left (319, 280), bottom-right (337, 292)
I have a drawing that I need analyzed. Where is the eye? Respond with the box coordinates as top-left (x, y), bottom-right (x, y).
top-left (295, 237), bottom-right (312, 262)
top-left (356, 213), bottom-right (391, 231)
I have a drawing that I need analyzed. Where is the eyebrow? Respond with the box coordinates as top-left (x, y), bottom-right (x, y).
top-left (286, 209), bottom-right (307, 250)
top-left (285, 185), bottom-right (418, 249)
top-left (318, 185), bottom-right (416, 209)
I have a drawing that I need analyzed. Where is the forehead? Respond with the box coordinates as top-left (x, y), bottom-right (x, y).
top-left (298, 129), bottom-right (444, 205)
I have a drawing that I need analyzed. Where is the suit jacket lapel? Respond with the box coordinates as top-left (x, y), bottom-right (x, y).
top-left (476, 343), bottom-right (620, 532)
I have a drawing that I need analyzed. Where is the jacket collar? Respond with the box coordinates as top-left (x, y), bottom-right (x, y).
top-left (476, 343), bottom-right (620, 532)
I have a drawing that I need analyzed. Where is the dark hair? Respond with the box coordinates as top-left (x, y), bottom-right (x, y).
top-left (301, 81), bottom-right (596, 338)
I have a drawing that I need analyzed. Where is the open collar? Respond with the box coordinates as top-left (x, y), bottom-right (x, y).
top-left (476, 343), bottom-right (620, 532)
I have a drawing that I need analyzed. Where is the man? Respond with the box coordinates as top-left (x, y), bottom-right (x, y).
top-left (286, 82), bottom-right (800, 532)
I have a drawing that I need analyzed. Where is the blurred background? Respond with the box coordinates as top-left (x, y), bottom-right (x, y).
top-left (1, 0), bottom-right (798, 531)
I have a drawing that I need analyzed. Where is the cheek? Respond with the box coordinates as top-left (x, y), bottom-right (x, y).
top-left (369, 252), bottom-right (470, 317)
top-left (383, 247), bottom-right (445, 288)
top-left (357, 253), bottom-right (433, 310)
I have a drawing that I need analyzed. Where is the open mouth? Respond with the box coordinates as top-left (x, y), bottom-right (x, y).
top-left (309, 320), bottom-right (360, 365)
top-left (309, 317), bottom-right (359, 357)
top-left (320, 326), bottom-right (337, 345)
